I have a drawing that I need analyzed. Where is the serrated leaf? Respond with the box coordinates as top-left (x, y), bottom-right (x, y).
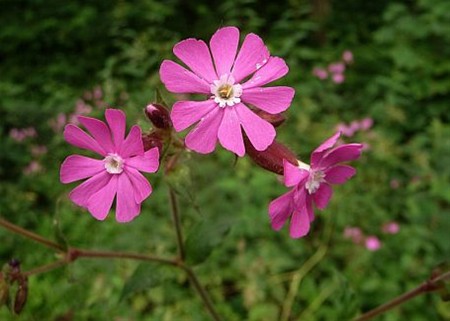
top-left (185, 216), bottom-right (234, 266)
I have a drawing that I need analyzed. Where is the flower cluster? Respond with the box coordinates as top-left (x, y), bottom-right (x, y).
top-left (60, 26), bottom-right (363, 238)
top-left (344, 221), bottom-right (400, 251)
top-left (312, 50), bottom-right (354, 84)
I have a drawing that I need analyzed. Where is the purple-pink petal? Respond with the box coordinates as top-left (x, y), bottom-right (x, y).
top-left (242, 56), bottom-right (289, 89)
top-left (268, 190), bottom-right (294, 231)
top-left (289, 208), bottom-right (311, 239)
top-left (310, 132), bottom-right (341, 167)
top-left (116, 174), bottom-right (141, 223)
top-left (126, 167), bottom-right (152, 203)
top-left (64, 124), bottom-right (106, 156)
top-left (235, 103), bottom-right (275, 151)
top-left (78, 116), bottom-right (115, 153)
top-left (325, 165), bottom-right (356, 184)
top-left (319, 144), bottom-right (363, 169)
top-left (231, 33), bottom-right (270, 83)
top-left (126, 148), bottom-right (160, 173)
top-left (87, 175), bottom-right (118, 221)
top-left (283, 160), bottom-right (308, 187)
top-left (185, 107), bottom-right (224, 154)
top-left (241, 86), bottom-right (295, 114)
top-left (119, 125), bottom-right (143, 158)
top-left (105, 109), bottom-right (126, 151)
top-left (217, 107), bottom-right (245, 157)
top-left (69, 171), bottom-right (111, 208)
top-left (209, 26), bottom-right (239, 77)
top-left (312, 183), bottom-right (333, 210)
top-left (159, 60), bottom-right (210, 94)
top-left (60, 155), bottom-right (104, 184)
top-left (171, 100), bottom-right (218, 132)
top-left (173, 38), bottom-right (217, 83)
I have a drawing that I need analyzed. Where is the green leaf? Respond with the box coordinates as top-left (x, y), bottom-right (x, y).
top-left (185, 216), bottom-right (234, 266)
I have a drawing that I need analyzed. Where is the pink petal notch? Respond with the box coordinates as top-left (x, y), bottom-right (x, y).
top-left (210, 26), bottom-right (240, 76)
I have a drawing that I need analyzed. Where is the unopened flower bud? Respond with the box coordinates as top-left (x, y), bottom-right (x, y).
top-left (13, 276), bottom-right (28, 314)
top-left (254, 110), bottom-right (286, 128)
top-left (145, 104), bottom-right (172, 130)
top-left (142, 132), bottom-right (163, 154)
top-left (244, 136), bottom-right (298, 175)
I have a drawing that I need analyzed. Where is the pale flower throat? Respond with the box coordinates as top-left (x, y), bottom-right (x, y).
top-left (104, 153), bottom-right (124, 174)
top-left (211, 74), bottom-right (242, 107)
top-left (297, 160), bottom-right (326, 194)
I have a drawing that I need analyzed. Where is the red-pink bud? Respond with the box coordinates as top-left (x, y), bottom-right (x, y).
top-left (254, 110), bottom-right (286, 128)
top-left (244, 137), bottom-right (298, 175)
top-left (145, 104), bottom-right (172, 130)
top-left (13, 276), bottom-right (27, 314)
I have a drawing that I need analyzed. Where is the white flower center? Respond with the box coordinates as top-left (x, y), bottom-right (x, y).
top-left (211, 74), bottom-right (242, 108)
top-left (104, 153), bottom-right (124, 174)
top-left (298, 160), bottom-right (325, 194)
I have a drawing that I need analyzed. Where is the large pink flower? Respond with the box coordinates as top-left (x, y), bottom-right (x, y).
top-left (60, 109), bottom-right (159, 222)
top-left (269, 132), bottom-right (363, 238)
top-left (160, 26), bottom-right (295, 157)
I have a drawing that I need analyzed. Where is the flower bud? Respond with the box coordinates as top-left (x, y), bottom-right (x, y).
top-left (244, 136), bottom-right (298, 175)
top-left (145, 104), bottom-right (172, 130)
top-left (253, 110), bottom-right (286, 128)
top-left (142, 132), bottom-right (163, 154)
top-left (13, 276), bottom-right (28, 314)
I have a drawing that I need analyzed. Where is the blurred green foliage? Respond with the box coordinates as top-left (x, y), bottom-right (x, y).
top-left (1, 0), bottom-right (449, 320)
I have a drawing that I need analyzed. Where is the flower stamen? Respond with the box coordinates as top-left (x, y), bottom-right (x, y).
top-left (104, 154), bottom-right (124, 174)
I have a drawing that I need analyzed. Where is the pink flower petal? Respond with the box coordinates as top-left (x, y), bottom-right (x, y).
top-left (242, 57), bottom-right (289, 89)
top-left (241, 86), bottom-right (295, 114)
top-left (325, 165), bottom-right (356, 184)
top-left (119, 125), bottom-right (143, 158)
top-left (289, 208), bottom-right (311, 239)
top-left (173, 38), bottom-right (217, 83)
top-left (60, 155), bottom-right (104, 184)
top-left (312, 183), bottom-right (333, 210)
top-left (217, 107), bottom-right (245, 157)
top-left (231, 33), bottom-right (270, 83)
top-left (87, 175), bottom-right (118, 220)
top-left (160, 60), bottom-right (210, 94)
top-left (116, 174), bottom-right (141, 223)
top-left (125, 167), bottom-right (152, 203)
top-left (283, 160), bottom-right (308, 187)
top-left (306, 197), bottom-right (315, 222)
top-left (64, 124), bottom-right (106, 156)
top-left (269, 190), bottom-right (294, 231)
top-left (105, 109), bottom-right (126, 151)
top-left (126, 148), bottom-right (160, 173)
top-left (209, 26), bottom-right (239, 77)
top-left (69, 171), bottom-right (111, 208)
top-left (171, 100), bottom-right (218, 132)
top-left (319, 144), bottom-right (363, 169)
top-left (310, 132), bottom-right (341, 167)
top-left (235, 103), bottom-right (275, 151)
top-left (185, 107), bottom-right (224, 154)
top-left (78, 116), bottom-right (115, 153)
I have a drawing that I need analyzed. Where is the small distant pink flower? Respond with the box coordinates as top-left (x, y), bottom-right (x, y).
top-left (93, 86), bottom-right (103, 100)
top-left (361, 142), bottom-right (371, 151)
top-left (9, 127), bottom-right (37, 142)
top-left (336, 123), bottom-right (355, 137)
top-left (50, 113), bottom-right (67, 132)
top-left (344, 226), bottom-right (363, 244)
top-left (31, 145), bottom-right (48, 157)
top-left (342, 50), bottom-right (353, 64)
top-left (390, 179), bottom-right (400, 189)
top-left (60, 109), bottom-right (160, 222)
top-left (332, 73), bottom-right (345, 84)
top-left (312, 67), bottom-right (328, 80)
top-left (160, 26), bottom-right (295, 157)
top-left (365, 236), bottom-right (381, 251)
top-left (382, 222), bottom-right (400, 234)
top-left (328, 62), bottom-right (345, 74)
top-left (359, 117), bottom-right (373, 131)
top-left (269, 132), bottom-right (363, 238)
top-left (24, 161), bottom-right (42, 175)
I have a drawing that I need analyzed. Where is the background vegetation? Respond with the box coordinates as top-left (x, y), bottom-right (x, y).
top-left (1, 0), bottom-right (449, 320)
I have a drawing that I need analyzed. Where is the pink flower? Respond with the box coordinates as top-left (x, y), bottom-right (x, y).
top-left (312, 67), bottom-right (328, 80)
top-left (382, 222), bottom-right (400, 234)
top-left (159, 26), bottom-right (295, 157)
top-left (359, 117), bottom-right (373, 131)
top-left (344, 226), bottom-right (364, 244)
top-left (60, 109), bottom-right (160, 222)
top-left (336, 123), bottom-right (355, 137)
top-left (24, 161), bottom-right (42, 175)
top-left (328, 62), bottom-right (345, 74)
top-left (269, 132), bottom-right (363, 238)
top-left (365, 236), bottom-right (381, 251)
top-left (342, 50), bottom-right (353, 64)
top-left (390, 179), bottom-right (400, 189)
top-left (332, 73), bottom-right (345, 84)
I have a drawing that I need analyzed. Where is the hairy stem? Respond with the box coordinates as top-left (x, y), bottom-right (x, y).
top-left (168, 187), bottom-right (185, 261)
top-left (0, 217), bottom-right (65, 252)
top-left (354, 270), bottom-right (450, 321)
top-left (23, 258), bottom-right (69, 277)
